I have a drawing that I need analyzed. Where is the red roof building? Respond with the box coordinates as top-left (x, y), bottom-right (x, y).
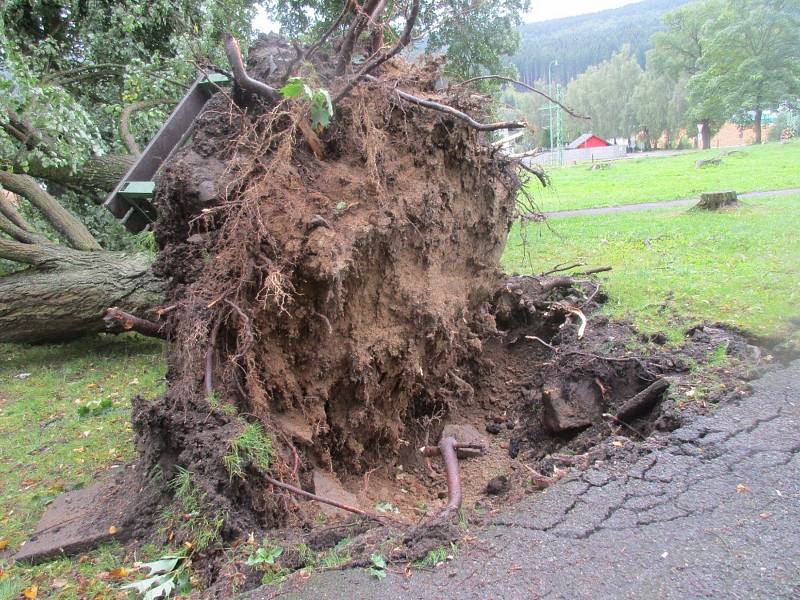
top-left (567, 133), bottom-right (611, 149)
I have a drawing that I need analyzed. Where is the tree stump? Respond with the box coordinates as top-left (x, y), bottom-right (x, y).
top-left (695, 157), bottom-right (722, 168)
top-left (696, 190), bottom-right (738, 210)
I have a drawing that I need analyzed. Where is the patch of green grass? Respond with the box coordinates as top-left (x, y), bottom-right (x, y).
top-left (0, 334), bottom-right (164, 545)
top-left (319, 537), bottom-right (354, 569)
top-left (708, 343), bottom-right (729, 366)
top-left (504, 194), bottom-right (800, 343)
top-left (162, 467), bottom-right (225, 552)
top-left (260, 567), bottom-right (291, 586)
top-left (412, 543), bottom-right (458, 569)
top-left (0, 334), bottom-right (166, 598)
top-left (222, 421), bottom-right (275, 481)
top-left (207, 391), bottom-right (236, 416)
top-left (529, 141), bottom-right (800, 212)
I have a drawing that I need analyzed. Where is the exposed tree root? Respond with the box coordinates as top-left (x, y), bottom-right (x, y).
top-left (263, 475), bottom-right (392, 526)
top-left (103, 307), bottom-right (165, 338)
top-left (420, 438), bottom-right (486, 519)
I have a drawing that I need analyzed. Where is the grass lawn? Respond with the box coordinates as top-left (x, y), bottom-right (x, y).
top-left (0, 335), bottom-right (167, 599)
top-left (531, 140), bottom-right (800, 212)
top-left (504, 193), bottom-right (800, 345)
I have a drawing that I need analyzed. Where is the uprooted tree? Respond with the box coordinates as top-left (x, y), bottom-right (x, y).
top-left (0, 0), bottom-right (534, 343)
top-left (113, 0), bottom-right (587, 584)
top-left (0, 0), bottom-right (269, 341)
top-left (11, 4), bottom-right (682, 595)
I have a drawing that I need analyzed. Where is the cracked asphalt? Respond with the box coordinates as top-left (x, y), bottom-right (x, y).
top-left (250, 361), bottom-right (800, 599)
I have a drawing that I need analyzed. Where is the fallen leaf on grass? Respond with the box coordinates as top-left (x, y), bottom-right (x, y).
top-left (108, 525), bottom-right (118, 535)
top-left (22, 585), bottom-right (38, 598)
top-left (109, 567), bottom-right (130, 579)
top-left (51, 579), bottom-right (68, 589)
top-left (0, 538), bottom-right (8, 551)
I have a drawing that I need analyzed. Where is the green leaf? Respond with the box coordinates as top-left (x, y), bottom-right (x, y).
top-left (143, 574), bottom-right (176, 600)
top-left (318, 89), bottom-right (333, 116)
top-left (140, 556), bottom-right (182, 575)
top-left (369, 553), bottom-right (387, 569)
top-left (280, 77), bottom-right (306, 99)
top-left (308, 89), bottom-right (333, 128)
top-left (368, 566), bottom-right (387, 580)
top-left (121, 575), bottom-right (162, 593)
top-left (247, 545), bottom-right (283, 566)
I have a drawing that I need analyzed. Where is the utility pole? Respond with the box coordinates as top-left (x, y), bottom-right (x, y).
top-left (547, 59), bottom-right (558, 157)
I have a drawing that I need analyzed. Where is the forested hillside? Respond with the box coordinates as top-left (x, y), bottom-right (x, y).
top-left (514, 0), bottom-right (690, 83)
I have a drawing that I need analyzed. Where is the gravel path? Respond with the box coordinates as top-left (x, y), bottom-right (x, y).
top-left (543, 187), bottom-right (800, 219)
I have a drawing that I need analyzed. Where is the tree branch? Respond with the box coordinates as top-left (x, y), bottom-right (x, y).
top-left (2, 109), bottom-right (58, 153)
top-left (18, 154), bottom-right (136, 198)
top-left (119, 99), bottom-right (177, 156)
top-left (0, 237), bottom-right (63, 265)
top-left (457, 76), bottom-right (591, 120)
top-left (41, 63), bottom-right (127, 84)
top-left (0, 171), bottom-right (101, 251)
top-left (223, 33), bottom-right (281, 102)
top-left (366, 75), bottom-right (527, 131)
top-left (336, 0), bottom-right (381, 75)
top-left (0, 210), bottom-right (46, 245)
top-left (333, 0), bottom-right (420, 104)
top-left (103, 307), bottom-right (165, 338)
top-left (0, 191), bottom-right (35, 232)
top-left (302, 1), bottom-right (353, 66)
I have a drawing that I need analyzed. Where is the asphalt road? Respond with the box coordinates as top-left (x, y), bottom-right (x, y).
top-left (247, 360), bottom-right (800, 599)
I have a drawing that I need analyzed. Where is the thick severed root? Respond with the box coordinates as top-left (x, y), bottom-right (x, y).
top-left (420, 437), bottom-right (486, 519)
top-left (103, 307), bottom-right (164, 338)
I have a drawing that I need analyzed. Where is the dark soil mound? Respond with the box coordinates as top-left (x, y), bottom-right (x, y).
top-left (133, 35), bottom-right (522, 543)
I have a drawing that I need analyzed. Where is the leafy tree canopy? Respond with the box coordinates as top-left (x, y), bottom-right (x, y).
top-left (562, 45), bottom-right (643, 140)
top-left (261, 0), bottom-right (531, 78)
top-left (648, 0), bottom-right (800, 143)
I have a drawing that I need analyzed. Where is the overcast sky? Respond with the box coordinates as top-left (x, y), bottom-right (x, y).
top-left (254, 1), bottom-right (643, 32)
top-left (525, 0), bottom-right (641, 22)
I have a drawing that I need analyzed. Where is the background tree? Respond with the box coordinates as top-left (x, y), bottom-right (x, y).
top-left (647, 0), bottom-right (725, 148)
top-left (563, 46), bottom-right (643, 142)
top-left (632, 71), bottom-right (688, 148)
top-left (690, 0), bottom-right (800, 144)
top-left (512, 0), bottom-right (690, 83)
top-left (0, 0), bottom-right (264, 342)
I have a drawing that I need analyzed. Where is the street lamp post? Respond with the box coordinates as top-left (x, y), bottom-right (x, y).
top-left (548, 59), bottom-right (558, 159)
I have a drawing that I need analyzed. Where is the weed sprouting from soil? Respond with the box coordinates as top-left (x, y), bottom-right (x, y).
top-left (161, 467), bottom-right (225, 552)
top-left (223, 422), bottom-right (275, 480)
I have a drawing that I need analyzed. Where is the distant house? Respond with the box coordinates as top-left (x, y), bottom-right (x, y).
top-left (568, 133), bottom-right (611, 149)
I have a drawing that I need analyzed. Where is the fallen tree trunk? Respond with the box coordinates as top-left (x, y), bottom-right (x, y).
top-left (0, 249), bottom-right (163, 343)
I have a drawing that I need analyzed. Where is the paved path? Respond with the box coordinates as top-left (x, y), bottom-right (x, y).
top-left (544, 187), bottom-right (800, 220)
top-left (251, 361), bottom-right (800, 599)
